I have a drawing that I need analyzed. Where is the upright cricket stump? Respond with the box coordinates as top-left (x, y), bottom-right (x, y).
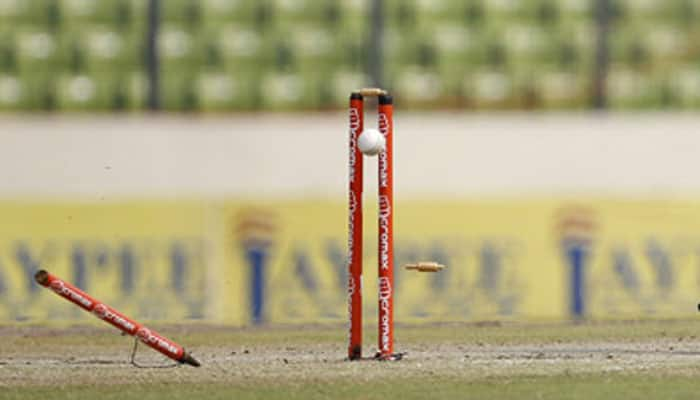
top-left (347, 88), bottom-right (398, 361)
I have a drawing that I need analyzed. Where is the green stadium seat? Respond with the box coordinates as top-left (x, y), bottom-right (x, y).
top-left (259, 71), bottom-right (303, 109)
top-left (0, 74), bottom-right (25, 109)
top-left (387, 30), bottom-right (439, 68)
top-left (559, 0), bottom-right (591, 17)
top-left (14, 73), bottom-right (57, 110)
top-left (433, 24), bottom-right (475, 59)
top-left (391, 66), bottom-right (443, 106)
top-left (465, 68), bottom-right (517, 108)
top-left (644, 25), bottom-right (688, 61)
top-left (385, 0), bottom-right (417, 31)
top-left (669, 65), bottom-right (700, 108)
top-left (534, 28), bottom-right (592, 69)
top-left (200, 0), bottom-right (276, 31)
top-left (606, 65), bottom-right (659, 108)
top-left (207, 25), bottom-right (279, 70)
top-left (0, 0), bottom-right (24, 20)
top-left (284, 25), bottom-right (342, 71)
top-left (158, 24), bottom-right (203, 66)
top-left (2, 0), bottom-right (700, 112)
top-left (196, 70), bottom-right (236, 110)
top-left (273, 0), bottom-right (369, 29)
top-left (55, 72), bottom-right (137, 110)
top-left (416, 0), bottom-right (469, 19)
top-left (0, 0), bottom-right (60, 28)
top-left (513, 0), bottom-right (561, 26)
top-left (160, 72), bottom-right (199, 110)
top-left (330, 69), bottom-right (369, 106)
top-left (126, 70), bottom-right (147, 109)
top-left (459, 0), bottom-right (487, 27)
top-left (500, 24), bottom-right (548, 62)
top-left (161, 0), bottom-right (202, 27)
top-left (55, 74), bottom-right (97, 110)
top-left (200, 0), bottom-right (258, 21)
top-left (535, 68), bottom-right (588, 108)
top-left (484, 0), bottom-right (520, 17)
top-left (0, 35), bottom-right (18, 72)
top-left (476, 36), bottom-right (509, 68)
top-left (669, 0), bottom-right (699, 26)
top-left (57, 26), bottom-right (142, 72)
top-left (196, 69), bottom-right (263, 110)
top-left (59, 0), bottom-right (142, 29)
top-left (336, 34), bottom-right (365, 70)
top-left (12, 27), bottom-right (58, 73)
top-left (259, 70), bottom-right (325, 110)
top-left (617, 0), bottom-right (669, 19)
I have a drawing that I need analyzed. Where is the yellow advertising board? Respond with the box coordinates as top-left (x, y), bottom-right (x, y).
top-left (0, 201), bottom-right (238, 323)
top-left (2, 198), bottom-right (700, 324)
top-left (226, 199), bottom-right (700, 323)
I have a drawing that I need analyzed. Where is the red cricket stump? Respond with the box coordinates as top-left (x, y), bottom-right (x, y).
top-left (348, 92), bottom-right (364, 360)
top-left (347, 89), bottom-right (399, 361)
top-left (377, 94), bottom-right (394, 359)
top-left (34, 269), bottom-right (201, 367)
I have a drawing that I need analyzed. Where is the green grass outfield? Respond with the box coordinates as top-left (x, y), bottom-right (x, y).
top-left (2, 320), bottom-right (700, 399)
top-left (3, 375), bottom-right (700, 400)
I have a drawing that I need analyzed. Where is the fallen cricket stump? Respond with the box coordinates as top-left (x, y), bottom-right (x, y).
top-left (34, 269), bottom-right (200, 367)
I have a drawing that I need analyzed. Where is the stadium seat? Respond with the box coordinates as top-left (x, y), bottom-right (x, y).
top-left (0, 36), bottom-right (17, 72)
top-left (160, 72), bottom-right (200, 111)
top-left (2, 0), bottom-right (700, 111)
top-left (392, 65), bottom-right (443, 106)
top-left (12, 27), bottom-right (58, 74)
top-left (55, 72), bottom-right (137, 110)
top-left (669, 65), bottom-right (700, 108)
top-left (330, 69), bottom-right (370, 106)
top-left (59, 0), bottom-right (140, 29)
top-left (57, 25), bottom-right (142, 72)
top-left (14, 73), bottom-right (57, 110)
top-left (465, 68), bottom-right (517, 109)
top-left (0, 74), bottom-right (25, 110)
top-left (201, 0), bottom-right (276, 32)
top-left (196, 70), bottom-right (237, 110)
top-left (606, 65), bottom-right (659, 108)
top-left (200, 0), bottom-right (259, 21)
top-left (161, 0), bottom-right (202, 27)
top-left (559, 0), bottom-right (591, 17)
top-left (535, 68), bottom-right (588, 108)
top-left (0, 0), bottom-right (60, 28)
top-left (196, 67), bottom-right (264, 110)
top-left (158, 24), bottom-right (204, 67)
top-left (259, 71), bottom-right (304, 109)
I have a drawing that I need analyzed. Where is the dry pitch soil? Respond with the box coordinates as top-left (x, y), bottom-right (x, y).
top-left (2, 322), bottom-right (700, 388)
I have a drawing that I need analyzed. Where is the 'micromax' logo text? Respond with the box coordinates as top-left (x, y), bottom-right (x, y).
top-left (50, 280), bottom-right (93, 309)
top-left (137, 327), bottom-right (180, 355)
top-left (347, 191), bottom-right (358, 339)
top-left (93, 303), bottom-right (136, 333)
top-left (349, 108), bottom-right (361, 184)
top-left (378, 277), bottom-right (392, 351)
top-left (378, 113), bottom-right (389, 188)
top-left (378, 195), bottom-right (391, 271)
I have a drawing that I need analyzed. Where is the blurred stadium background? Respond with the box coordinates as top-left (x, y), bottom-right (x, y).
top-left (2, 0), bottom-right (700, 328)
top-left (2, 0), bottom-right (700, 110)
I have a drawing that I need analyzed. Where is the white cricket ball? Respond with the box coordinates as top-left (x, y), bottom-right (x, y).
top-left (357, 128), bottom-right (386, 156)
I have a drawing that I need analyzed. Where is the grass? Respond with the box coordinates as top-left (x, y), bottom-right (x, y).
top-left (2, 374), bottom-right (700, 400)
top-left (3, 319), bottom-right (699, 348)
